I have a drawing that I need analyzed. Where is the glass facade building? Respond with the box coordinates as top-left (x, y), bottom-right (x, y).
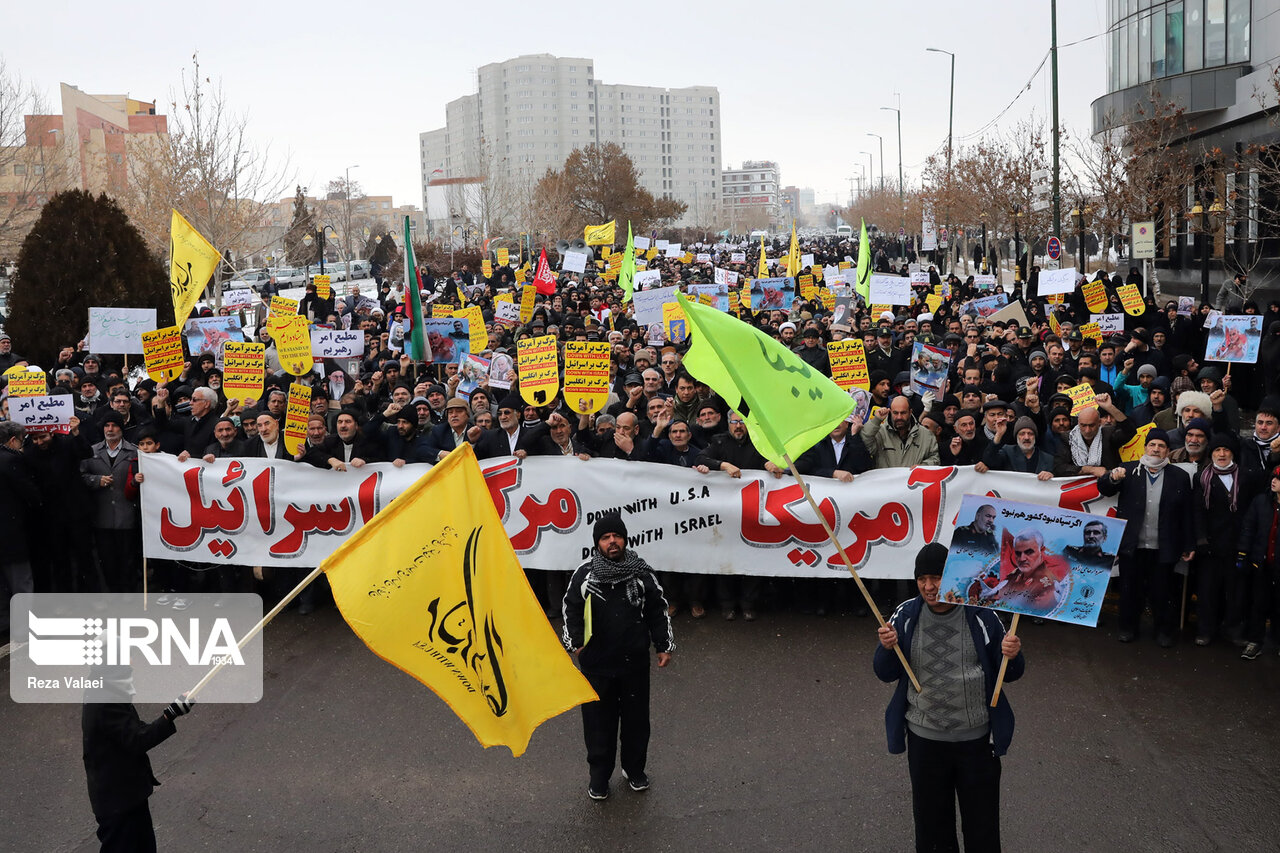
top-left (1107, 0), bottom-right (1250, 92)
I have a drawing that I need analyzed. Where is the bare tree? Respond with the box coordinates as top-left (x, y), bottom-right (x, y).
top-left (0, 61), bottom-right (72, 258)
top-left (120, 54), bottom-right (293, 304)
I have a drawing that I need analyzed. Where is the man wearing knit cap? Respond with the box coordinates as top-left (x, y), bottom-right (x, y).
top-left (982, 415), bottom-right (1054, 478)
top-left (562, 513), bottom-right (673, 801)
top-left (875, 542), bottom-right (1024, 852)
top-left (1098, 428), bottom-right (1196, 646)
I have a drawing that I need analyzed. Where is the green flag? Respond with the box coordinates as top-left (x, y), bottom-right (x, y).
top-left (855, 218), bottom-right (871, 303)
top-left (619, 221), bottom-right (636, 303)
top-left (677, 293), bottom-right (853, 468)
top-left (403, 216), bottom-right (427, 362)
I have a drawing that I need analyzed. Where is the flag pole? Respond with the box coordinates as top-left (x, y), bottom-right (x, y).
top-left (780, 452), bottom-right (922, 693)
top-left (989, 613), bottom-right (1020, 707)
top-left (186, 565), bottom-right (325, 700)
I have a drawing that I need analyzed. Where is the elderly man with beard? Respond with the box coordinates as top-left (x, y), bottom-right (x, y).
top-left (983, 416), bottom-right (1054, 479)
top-left (473, 393), bottom-right (538, 460)
top-left (1098, 429), bottom-right (1196, 646)
top-left (941, 410), bottom-right (984, 466)
top-left (320, 410), bottom-right (383, 470)
top-left (201, 418), bottom-right (245, 460)
top-left (425, 397), bottom-right (476, 462)
top-left (862, 396), bottom-right (941, 469)
top-left (1053, 393), bottom-right (1133, 477)
top-left (562, 514), bottom-right (673, 801)
top-left (243, 411), bottom-right (292, 459)
top-left (1169, 417), bottom-right (1212, 467)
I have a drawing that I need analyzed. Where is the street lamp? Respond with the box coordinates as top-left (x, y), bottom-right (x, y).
top-left (927, 48), bottom-right (956, 273)
top-left (1069, 204), bottom-right (1091, 273)
top-left (866, 133), bottom-right (884, 192)
top-left (344, 164), bottom-right (359, 268)
top-left (1186, 196), bottom-right (1224, 303)
top-left (859, 152), bottom-right (874, 198)
top-left (302, 224), bottom-right (341, 279)
top-left (880, 106), bottom-right (904, 260)
top-left (1013, 204), bottom-right (1023, 284)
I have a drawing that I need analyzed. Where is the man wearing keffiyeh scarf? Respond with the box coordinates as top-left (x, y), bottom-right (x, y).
top-left (562, 513), bottom-right (673, 801)
top-left (1193, 433), bottom-right (1261, 645)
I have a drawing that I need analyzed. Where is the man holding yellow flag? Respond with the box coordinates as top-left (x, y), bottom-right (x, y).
top-left (562, 513), bottom-right (674, 801)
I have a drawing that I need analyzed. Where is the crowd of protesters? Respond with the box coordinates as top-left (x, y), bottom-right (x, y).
top-left (1, 232), bottom-right (1278, 657)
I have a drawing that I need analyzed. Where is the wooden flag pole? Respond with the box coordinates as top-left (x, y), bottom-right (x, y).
top-left (781, 453), bottom-right (922, 693)
top-left (186, 565), bottom-right (324, 700)
top-left (142, 556), bottom-right (148, 612)
top-left (989, 613), bottom-right (1020, 708)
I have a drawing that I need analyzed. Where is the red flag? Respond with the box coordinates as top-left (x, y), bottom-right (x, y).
top-left (533, 247), bottom-right (557, 295)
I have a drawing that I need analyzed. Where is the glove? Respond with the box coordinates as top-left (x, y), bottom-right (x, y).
top-left (163, 695), bottom-right (195, 721)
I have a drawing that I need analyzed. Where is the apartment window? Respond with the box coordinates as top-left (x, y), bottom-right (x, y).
top-left (572, 129), bottom-right (579, 136)
top-left (1227, 0), bottom-right (1249, 62)
top-left (13, 164), bottom-right (25, 175)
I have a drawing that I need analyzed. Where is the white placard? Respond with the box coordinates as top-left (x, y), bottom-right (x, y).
top-left (800, 253), bottom-right (814, 269)
top-left (633, 269), bottom-right (662, 292)
top-left (311, 328), bottom-right (365, 358)
top-left (1091, 313), bottom-right (1126, 334)
top-left (974, 274), bottom-right (997, 289)
top-left (824, 265), bottom-right (842, 282)
top-left (730, 252), bottom-right (746, 264)
top-left (223, 288), bottom-right (255, 309)
top-left (909, 271), bottom-right (930, 287)
top-left (713, 267), bottom-right (740, 286)
top-left (11, 394), bottom-right (74, 433)
top-left (1037, 267), bottom-right (1078, 296)
top-left (562, 250), bottom-right (588, 273)
top-left (632, 285), bottom-right (679, 326)
top-left (665, 243), bottom-right (683, 256)
top-left (633, 236), bottom-right (651, 251)
top-left (655, 240), bottom-right (670, 250)
top-left (87, 307), bottom-right (156, 354)
top-left (696, 253), bottom-right (712, 263)
top-left (869, 275), bottom-right (912, 306)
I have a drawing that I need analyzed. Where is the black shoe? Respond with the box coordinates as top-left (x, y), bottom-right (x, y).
top-left (1156, 633), bottom-right (1175, 649)
top-left (1241, 642), bottom-right (1262, 661)
top-left (624, 771), bottom-right (649, 792)
top-left (587, 783), bottom-right (609, 801)
top-left (1118, 630), bottom-right (1137, 643)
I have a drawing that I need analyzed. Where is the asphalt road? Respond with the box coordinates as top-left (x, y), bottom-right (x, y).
top-left (3, 600), bottom-right (1279, 853)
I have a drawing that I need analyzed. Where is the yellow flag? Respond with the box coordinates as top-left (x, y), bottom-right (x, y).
top-left (584, 220), bottom-right (616, 245)
top-left (322, 445), bottom-right (598, 756)
top-left (169, 210), bottom-right (222, 328)
top-left (757, 234), bottom-right (769, 278)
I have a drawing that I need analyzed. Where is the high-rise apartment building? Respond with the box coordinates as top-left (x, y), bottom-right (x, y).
top-left (419, 54), bottom-right (720, 233)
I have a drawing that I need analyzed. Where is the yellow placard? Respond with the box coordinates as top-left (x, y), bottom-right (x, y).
top-left (812, 266), bottom-right (823, 282)
top-left (519, 285), bottom-right (537, 325)
top-left (839, 261), bottom-right (852, 271)
top-left (663, 301), bottom-right (687, 343)
top-left (283, 384), bottom-right (311, 456)
top-left (799, 275), bottom-right (816, 300)
top-left (818, 288), bottom-right (836, 311)
top-left (141, 325), bottom-right (185, 383)
top-left (563, 341), bottom-right (611, 414)
top-left (1048, 311), bottom-right (1061, 336)
top-left (496, 248), bottom-right (509, 266)
top-left (455, 305), bottom-right (488, 353)
top-left (516, 334), bottom-right (560, 407)
top-left (740, 281), bottom-right (752, 309)
top-left (313, 274), bottom-right (331, 301)
top-left (514, 267), bottom-right (526, 284)
top-left (645, 247), bottom-right (659, 260)
top-left (482, 259), bottom-right (493, 278)
top-left (274, 315), bottom-right (313, 376)
top-left (432, 303), bottom-right (455, 318)
top-left (871, 304), bottom-right (891, 317)
top-left (6, 367), bottom-right (47, 397)
top-left (1079, 321), bottom-right (1102, 344)
top-left (495, 292), bottom-right (513, 304)
top-left (270, 295), bottom-right (299, 318)
top-left (221, 341), bottom-right (265, 403)
top-left (1118, 283), bottom-right (1145, 316)
top-left (925, 293), bottom-right (943, 313)
top-left (828, 339), bottom-right (870, 391)
top-left (1066, 382), bottom-right (1097, 417)
top-left (1119, 422), bottom-right (1155, 462)
top-left (1082, 279), bottom-right (1108, 313)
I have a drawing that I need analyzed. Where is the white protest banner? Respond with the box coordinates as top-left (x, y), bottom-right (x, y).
top-left (731, 252), bottom-right (747, 264)
top-left (655, 240), bottom-right (670, 250)
top-left (696, 253), bottom-right (712, 263)
top-left (311, 328), bottom-right (365, 358)
top-left (223, 289), bottom-right (255, 309)
top-left (713, 267), bottom-right (740, 286)
top-left (562, 250), bottom-right (588, 273)
top-left (139, 453), bottom-right (1147, 575)
top-left (869, 275), bottom-right (912, 306)
top-left (632, 284), bottom-right (679, 326)
top-left (910, 271), bottom-right (930, 287)
top-left (1037, 267), bottom-right (1078, 296)
top-left (974, 274), bottom-right (997, 290)
top-left (665, 243), bottom-right (683, 257)
top-left (634, 236), bottom-right (651, 251)
top-left (1091, 313), bottom-right (1125, 335)
top-left (87, 307), bottom-right (156, 354)
top-left (494, 300), bottom-right (521, 328)
top-left (824, 265), bottom-right (842, 283)
top-left (800, 253), bottom-right (814, 269)
top-left (633, 269), bottom-right (662, 292)
top-left (11, 394), bottom-right (74, 434)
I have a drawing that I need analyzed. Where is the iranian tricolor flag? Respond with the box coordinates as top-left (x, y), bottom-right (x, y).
top-left (533, 247), bottom-right (558, 295)
top-left (402, 216), bottom-right (427, 361)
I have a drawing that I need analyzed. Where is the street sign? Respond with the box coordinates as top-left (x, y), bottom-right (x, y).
top-left (1031, 199), bottom-right (1051, 212)
top-left (1032, 169), bottom-right (1051, 184)
top-left (1046, 236), bottom-right (1062, 261)
top-left (898, 227), bottom-right (905, 237)
top-left (1131, 220), bottom-right (1156, 259)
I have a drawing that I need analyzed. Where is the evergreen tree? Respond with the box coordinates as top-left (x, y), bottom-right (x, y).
top-left (284, 185), bottom-right (319, 267)
top-left (7, 190), bottom-right (170, 364)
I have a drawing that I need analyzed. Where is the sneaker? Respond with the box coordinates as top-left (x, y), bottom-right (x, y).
top-left (623, 771), bottom-right (649, 792)
top-left (587, 784), bottom-right (609, 801)
top-left (171, 598), bottom-right (190, 612)
top-left (1241, 642), bottom-right (1262, 661)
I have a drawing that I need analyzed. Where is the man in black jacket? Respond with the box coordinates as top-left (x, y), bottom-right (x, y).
top-left (1097, 428), bottom-right (1196, 646)
top-left (82, 668), bottom-right (193, 852)
top-left (562, 514), bottom-right (673, 801)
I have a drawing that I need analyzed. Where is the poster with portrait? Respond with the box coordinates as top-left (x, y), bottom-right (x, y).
top-left (1204, 314), bottom-right (1262, 364)
top-left (749, 276), bottom-right (796, 311)
top-left (940, 495), bottom-right (1126, 626)
top-left (422, 317), bottom-right (471, 364)
top-left (908, 341), bottom-right (951, 396)
top-left (457, 352), bottom-right (491, 398)
top-left (183, 316), bottom-right (246, 367)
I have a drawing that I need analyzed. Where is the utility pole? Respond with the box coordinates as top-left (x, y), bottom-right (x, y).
top-left (881, 105), bottom-right (905, 259)
top-left (1051, 0), bottom-right (1062, 240)
top-left (846, 176), bottom-right (857, 207)
top-left (927, 48), bottom-right (955, 274)
top-left (867, 133), bottom-right (884, 192)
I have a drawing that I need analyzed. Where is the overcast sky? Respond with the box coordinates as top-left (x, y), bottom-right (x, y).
top-left (8, 0), bottom-right (1107, 212)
